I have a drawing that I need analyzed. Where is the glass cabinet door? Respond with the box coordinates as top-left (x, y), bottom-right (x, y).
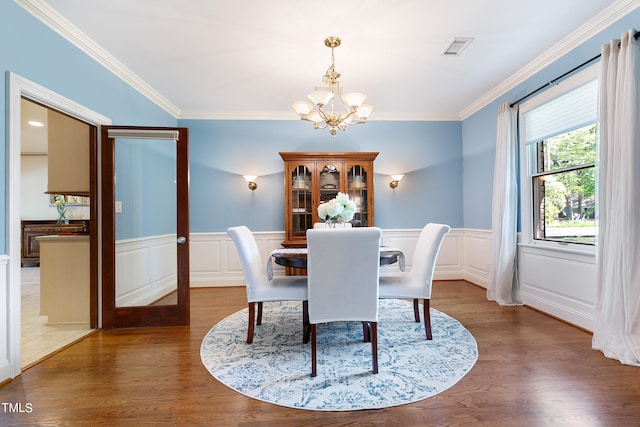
top-left (290, 165), bottom-right (312, 238)
top-left (347, 164), bottom-right (369, 227)
top-left (319, 163), bottom-right (341, 206)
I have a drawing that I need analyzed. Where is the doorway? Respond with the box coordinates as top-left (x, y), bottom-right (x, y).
top-left (19, 98), bottom-right (95, 368)
top-left (4, 73), bottom-right (111, 380)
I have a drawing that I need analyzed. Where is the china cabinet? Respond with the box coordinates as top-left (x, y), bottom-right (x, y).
top-left (280, 152), bottom-right (378, 248)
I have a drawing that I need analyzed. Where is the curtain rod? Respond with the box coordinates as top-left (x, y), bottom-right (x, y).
top-left (509, 30), bottom-right (639, 108)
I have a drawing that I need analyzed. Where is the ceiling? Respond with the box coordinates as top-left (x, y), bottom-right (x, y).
top-left (23, 0), bottom-right (630, 120)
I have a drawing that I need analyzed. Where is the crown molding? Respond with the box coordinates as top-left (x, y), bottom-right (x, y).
top-left (178, 110), bottom-right (462, 121)
top-left (459, 0), bottom-right (640, 120)
top-left (15, 0), bottom-right (181, 118)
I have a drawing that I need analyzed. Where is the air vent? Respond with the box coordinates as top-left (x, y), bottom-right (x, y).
top-left (441, 37), bottom-right (474, 56)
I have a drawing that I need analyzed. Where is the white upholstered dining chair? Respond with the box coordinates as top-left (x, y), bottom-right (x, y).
top-left (227, 226), bottom-right (308, 344)
top-left (306, 227), bottom-right (382, 377)
top-left (379, 223), bottom-right (450, 340)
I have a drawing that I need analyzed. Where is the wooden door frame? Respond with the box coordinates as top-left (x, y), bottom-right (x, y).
top-left (100, 126), bottom-right (190, 328)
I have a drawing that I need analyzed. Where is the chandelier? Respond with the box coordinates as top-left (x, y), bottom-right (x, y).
top-left (291, 36), bottom-right (374, 137)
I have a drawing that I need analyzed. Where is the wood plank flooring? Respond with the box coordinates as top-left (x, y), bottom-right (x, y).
top-left (1, 281), bottom-right (639, 426)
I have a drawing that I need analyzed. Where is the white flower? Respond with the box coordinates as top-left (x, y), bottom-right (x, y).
top-left (317, 192), bottom-right (356, 223)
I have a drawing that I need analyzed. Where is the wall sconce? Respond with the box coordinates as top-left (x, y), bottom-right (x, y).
top-left (389, 175), bottom-right (404, 189)
top-left (243, 175), bottom-right (258, 191)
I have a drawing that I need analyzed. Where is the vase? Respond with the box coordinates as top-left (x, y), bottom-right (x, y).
top-left (325, 220), bottom-right (345, 228)
top-left (57, 211), bottom-right (68, 225)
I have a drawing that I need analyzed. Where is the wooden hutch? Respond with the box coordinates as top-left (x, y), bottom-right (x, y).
top-left (280, 152), bottom-right (378, 248)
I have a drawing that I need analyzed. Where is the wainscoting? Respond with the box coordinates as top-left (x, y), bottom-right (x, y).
top-left (188, 228), bottom-right (487, 288)
top-left (518, 243), bottom-right (596, 331)
top-left (115, 235), bottom-right (177, 307)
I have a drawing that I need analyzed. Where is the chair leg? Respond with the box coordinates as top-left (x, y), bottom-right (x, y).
top-left (311, 324), bottom-right (317, 377)
top-left (371, 321), bottom-right (379, 374)
top-left (424, 299), bottom-right (433, 340)
top-left (413, 299), bottom-right (420, 322)
top-left (257, 302), bottom-right (263, 325)
top-left (362, 321), bottom-right (371, 342)
top-left (303, 301), bottom-right (310, 344)
top-left (247, 302), bottom-right (255, 344)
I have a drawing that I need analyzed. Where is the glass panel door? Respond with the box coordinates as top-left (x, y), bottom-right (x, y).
top-left (101, 126), bottom-right (189, 328)
top-left (291, 165), bottom-right (312, 238)
top-left (319, 163), bottom-right (341, 211)
top-left (348, 164), bottom-right (368, 226)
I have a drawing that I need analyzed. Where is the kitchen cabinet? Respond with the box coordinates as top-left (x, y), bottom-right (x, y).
top-left (46, 108), bottom-right (91, 195)
top-left (21, 220), bottom-right (87, 266)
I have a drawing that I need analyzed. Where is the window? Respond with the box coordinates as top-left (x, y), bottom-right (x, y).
top-left (520, 65), bottom-right (598, 247)
top-left (531, 124), bottom-right (597, 244)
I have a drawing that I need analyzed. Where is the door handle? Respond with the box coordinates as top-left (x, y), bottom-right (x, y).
top-left (177, 236), bottom-right (187, 244)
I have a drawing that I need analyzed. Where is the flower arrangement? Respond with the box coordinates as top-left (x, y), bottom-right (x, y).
top-left (54, 195), bottom-right (68, 224)
top-left (317, 192), bottom-right (357, 225)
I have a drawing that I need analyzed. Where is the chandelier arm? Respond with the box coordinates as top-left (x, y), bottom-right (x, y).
top-left (298, 115), bottom-right (329, 129)
top-left (317, 107), bottom-right (332, 122)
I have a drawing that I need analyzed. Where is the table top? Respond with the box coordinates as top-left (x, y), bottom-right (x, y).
top-left (268, 247), bottom-right (404, 276)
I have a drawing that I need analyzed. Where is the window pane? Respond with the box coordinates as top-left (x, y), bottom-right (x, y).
top-left (533, 167), bottom-right (596, 245)
top-left (540, 124), bottom-right (597, 172)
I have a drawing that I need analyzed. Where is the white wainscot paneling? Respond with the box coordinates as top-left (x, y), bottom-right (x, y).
top-left (519, 244), bottom-right (596, 331)
top-left (191, 229), bottom-right (477, 288)
top-left (0, 255), bottom-right (11, 382)
top-left (190, 232), bottom-right (286, 287)
top-left (115, 235), bottom-right (177, 306)
top-left (463, 229), bottom-right (491, 288)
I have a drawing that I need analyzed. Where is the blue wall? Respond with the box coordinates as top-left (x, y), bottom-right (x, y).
top-left (115, 139), bottom-right (176, 240)
top-left (182, 119), bottom-right (463, 232)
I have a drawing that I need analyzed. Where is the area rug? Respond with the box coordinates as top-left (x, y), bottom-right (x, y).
top-left (200, 299), bottom-right (477, 411)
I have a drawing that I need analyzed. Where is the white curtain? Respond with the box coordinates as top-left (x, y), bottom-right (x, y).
top-left (487, 103), bottom-right (522, 305)
top-left (592, 29), bottom-right (640, 366)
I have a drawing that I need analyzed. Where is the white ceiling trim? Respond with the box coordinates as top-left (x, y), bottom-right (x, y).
top-left (15, 0), bottom-right (181, 118)
top-left (460, 0), bottom-right (640, 119)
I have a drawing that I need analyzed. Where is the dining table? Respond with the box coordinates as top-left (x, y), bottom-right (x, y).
top-left (267, 247), bottom-right (404, 280)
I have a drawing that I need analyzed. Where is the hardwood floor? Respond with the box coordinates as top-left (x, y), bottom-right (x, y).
top-left (2, 281), bottom-right (639, 426)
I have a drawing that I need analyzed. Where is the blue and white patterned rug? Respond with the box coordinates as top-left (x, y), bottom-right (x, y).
top-left (201, 299), bottom-right (478, 411)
